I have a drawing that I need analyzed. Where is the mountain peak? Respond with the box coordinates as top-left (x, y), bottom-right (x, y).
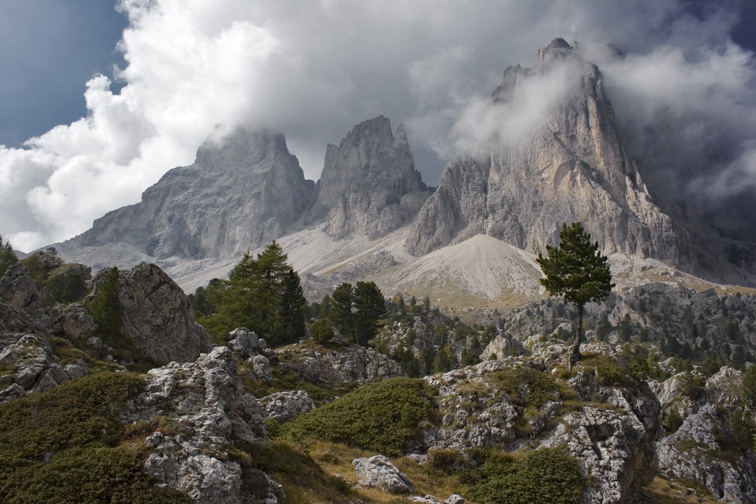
top-left (195, 127), bottom-right (290, 169)
top-left (307, 116), bottom-right (431, 239)
top-left (537, 37), bottom-right (573, 61)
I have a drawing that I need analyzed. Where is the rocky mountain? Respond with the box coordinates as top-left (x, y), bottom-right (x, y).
top-left (57, 128), bottom-right (315, 265)
top-left (306, 115), bottom-right (432, 239)
top-left (405, 38), bottom-right (754, 286)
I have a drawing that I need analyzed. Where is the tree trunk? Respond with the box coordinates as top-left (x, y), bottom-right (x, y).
top-left (569, 303), bottom-right (583, 370)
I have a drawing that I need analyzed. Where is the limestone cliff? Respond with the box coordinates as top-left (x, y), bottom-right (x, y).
top-left (307, 116), bottom-right (432, 239)
top-left (59, 128), bottom-right (314, 261)
top-left (407, 39), bottom-right (679, 261)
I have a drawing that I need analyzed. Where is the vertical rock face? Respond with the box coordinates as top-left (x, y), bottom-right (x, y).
top-left (406, 39), bottom-right (681, 265)
top-left (307, 116), bottom-right (432, 239)
top-left (63, 128), bottom-right (314, 260)
top-left (116, 262), bottom-right (212, 365)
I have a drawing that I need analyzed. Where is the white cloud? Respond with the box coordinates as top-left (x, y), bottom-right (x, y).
top-left (1, 0), bottom-right (755, 250)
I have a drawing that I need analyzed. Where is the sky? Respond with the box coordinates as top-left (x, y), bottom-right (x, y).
top-left (1, 0), bottom-right (756, 252)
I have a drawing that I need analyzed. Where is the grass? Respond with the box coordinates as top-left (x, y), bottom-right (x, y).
top-left (576, 353), bottom-right (636, 387)
top-left (640, 477), bottom-right (719, 503)
top-left (0, 372), bottom-right (188, 503)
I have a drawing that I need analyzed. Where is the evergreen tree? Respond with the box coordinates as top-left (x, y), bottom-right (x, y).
top-left (89, 267), bottom-right (121, 336)
top-left (329, 283), bottom-right (354, 340)
top-left (189, 286), bottom-right (215, 318)
top-left (536, 222), bottom-right (614, 368)
top-left (0, 235), bottom-right (18, 278)
top-left (201, 241), bottom-right (306, 345)
top-left (279, 268), bottom-right (306, 345)
top-left (353, 281), bottom-right (386, 346)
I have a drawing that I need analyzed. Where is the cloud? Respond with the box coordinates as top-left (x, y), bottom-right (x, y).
top-left (1, 0), bottom-right (755, 250)
top-left (450, 61), bottom-right (584, 157)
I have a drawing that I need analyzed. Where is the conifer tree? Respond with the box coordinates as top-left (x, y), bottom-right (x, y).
top-left (89, 267), bottom-right (121, 336)
top-left (329, 283), bottom-right (354, 340)
top-left (536, 222), bottom-right (614, 368)
top-left (201, 241), bottom-right (306, 345)
top-left (0, 235), bottom-right (18, 278)
top-left (353, 281), bottom-right (386, 346)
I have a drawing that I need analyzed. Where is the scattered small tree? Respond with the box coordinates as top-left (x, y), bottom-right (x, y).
top-left (353, 281), bottom-right (386, 346)
top-left (536, 222), bottom-right (614, 368)
top-left (0, 235), bottom-right (18, 278)
top-left (89, 267), bottom-right (122, 336)
top-left (329, 283), bottom-right (355, 340)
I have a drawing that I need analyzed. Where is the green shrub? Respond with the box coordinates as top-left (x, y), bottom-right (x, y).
top-left (310, 317), bottom-right (334, 344)
top-left (428, 448), bottom-right (467, 473)
top-left (493, 366), bottom-right (559, 407)
top-left (42, 265), bottom-right (88, 305)
top-left (662, 409), bottom-right (684, 434)
top-left (468, 448), bottom-right (585, 504)
top-left (0, 372), bottom-right (188, 503)
top-left (283, 377), bottom-right (436, 455)
top-left (679, 373), bottom-right (706, 401)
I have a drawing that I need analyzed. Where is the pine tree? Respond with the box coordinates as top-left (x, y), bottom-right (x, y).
top-left (353, 281), bottom-right (386, 346)
top-left (279, 268), bottom-right (306, 345)
top-left (201, 241), bottom-right (306, 345)
top-left (89, 267), bottom-right (121, 336)
top-left (536, 222), bottom-right (614, 368)
top-left (329, 283), bottom-right (354, 340)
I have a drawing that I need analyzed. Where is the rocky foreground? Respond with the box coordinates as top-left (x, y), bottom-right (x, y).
top-left (1, 254), bottom-right (755, 503)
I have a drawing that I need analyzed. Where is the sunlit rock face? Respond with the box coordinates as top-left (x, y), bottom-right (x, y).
top-left (407, 39), bottom-right (679, 264)
top-left (61, 128), bottom-right (315, 260)
top-left (307, 115), bottom-right (432, 239)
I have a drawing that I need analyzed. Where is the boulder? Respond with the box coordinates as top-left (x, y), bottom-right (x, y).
top-left (228, 327), bottom-right (260, 358)
top-left (122, 346), bottom-right (281, 504)
top-left (258, 390), bottom-right (315, 423)
top-left (277, 342), bottom-right (404, 388)
top-left (352, 455), bottom-right (414, 494)
top-left (0, 333), bottom-right (86, 400)
top-left (116, 262), bottom-right (211, 364)
top-left (0, 262), bottom-right (41, 310)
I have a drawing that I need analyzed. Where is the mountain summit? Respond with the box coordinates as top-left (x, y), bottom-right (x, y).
top-left (306, 115), bottom-right (432, 239)
top-left (405, 39), bottom-right (753, 284)
top-left (60, 128), bottom-right (314, 261)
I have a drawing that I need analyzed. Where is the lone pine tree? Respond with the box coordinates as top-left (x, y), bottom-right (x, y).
top-left (537, 222), bottom-right (614, 369)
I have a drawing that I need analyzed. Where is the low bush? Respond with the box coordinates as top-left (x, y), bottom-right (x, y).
top-left (41, 265), bottom-right (88, 305)
top-left (468, 447), bottom-right (585, 504)
top-left (283, 377), bottom-right (436, 455)
top-left (493, 366), bottom-right (559, 407)
top-left (0, 372), bottom-right (187, 503)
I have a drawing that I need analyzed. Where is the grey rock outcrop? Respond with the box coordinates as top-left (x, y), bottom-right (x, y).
top-left (540, 375), bottom-right (662, 504)
top-left (123, 346), bottom-right (281, 504)
top-left (352, 455), bottom-right (414, 494)
top-left (657, 404), bottom-right (756, 504)
top-left (0, 333), bottom-right (87, 400)
top-left (424, 355), bottom-right (661, 504)
top-left (0, 262), bottom-right (42, 310)
top-left (57, 128), bottom-right (314, 266)
top-left (258, 390), bottom-right (315, 423)
top-left (277, 342), bottom-right (404, 388)
top-left (655, 367), bottom-right (756, 503)
top-left (307, 116), bottom-right (431, 239)
top-left (116, 262), bottom-right (211, 364)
